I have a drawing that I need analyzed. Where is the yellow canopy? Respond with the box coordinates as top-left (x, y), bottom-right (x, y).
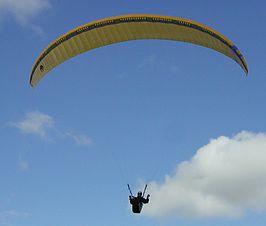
top-left (30, 14), bottom-right (248, 87)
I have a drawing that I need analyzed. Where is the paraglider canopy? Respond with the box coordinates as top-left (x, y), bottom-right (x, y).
top-left (29, 14), bottom-right (248, 87)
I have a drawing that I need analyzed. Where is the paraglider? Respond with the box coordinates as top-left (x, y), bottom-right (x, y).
top-left (29, 14), bottom-right (249, 215)
top-left (29, 14), bottom-right (248, 87)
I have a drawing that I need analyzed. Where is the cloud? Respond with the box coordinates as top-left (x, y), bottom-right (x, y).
top-left (0, 0), bottom-right (51, 33)
top-left (0, 209), bottom-right (29, 225)
top-left (66, 131), bottom-right (92, 146)
top-left (144, 131), bottom-right (266, 219)
top-left (10, 111), bottom-right (92, 147)
top-left (10, 111), bottom-right (54, 138)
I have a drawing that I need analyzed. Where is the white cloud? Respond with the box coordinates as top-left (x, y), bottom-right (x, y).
top-left (0, 0), bottom-right (51, 33)
top-left (66, 131), bottom-right (92, 146)
top-left (11, 111), bottom-right (54, 138)
top-left (0, 209), bottom-right (30, 225)
top-left (144, 131), bottom-right (266, 219)
top-left (10, 111), bottom-right (93, 147)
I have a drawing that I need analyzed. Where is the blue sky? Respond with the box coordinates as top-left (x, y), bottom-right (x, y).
top-left (1, 0), bottom-right (266, 226)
